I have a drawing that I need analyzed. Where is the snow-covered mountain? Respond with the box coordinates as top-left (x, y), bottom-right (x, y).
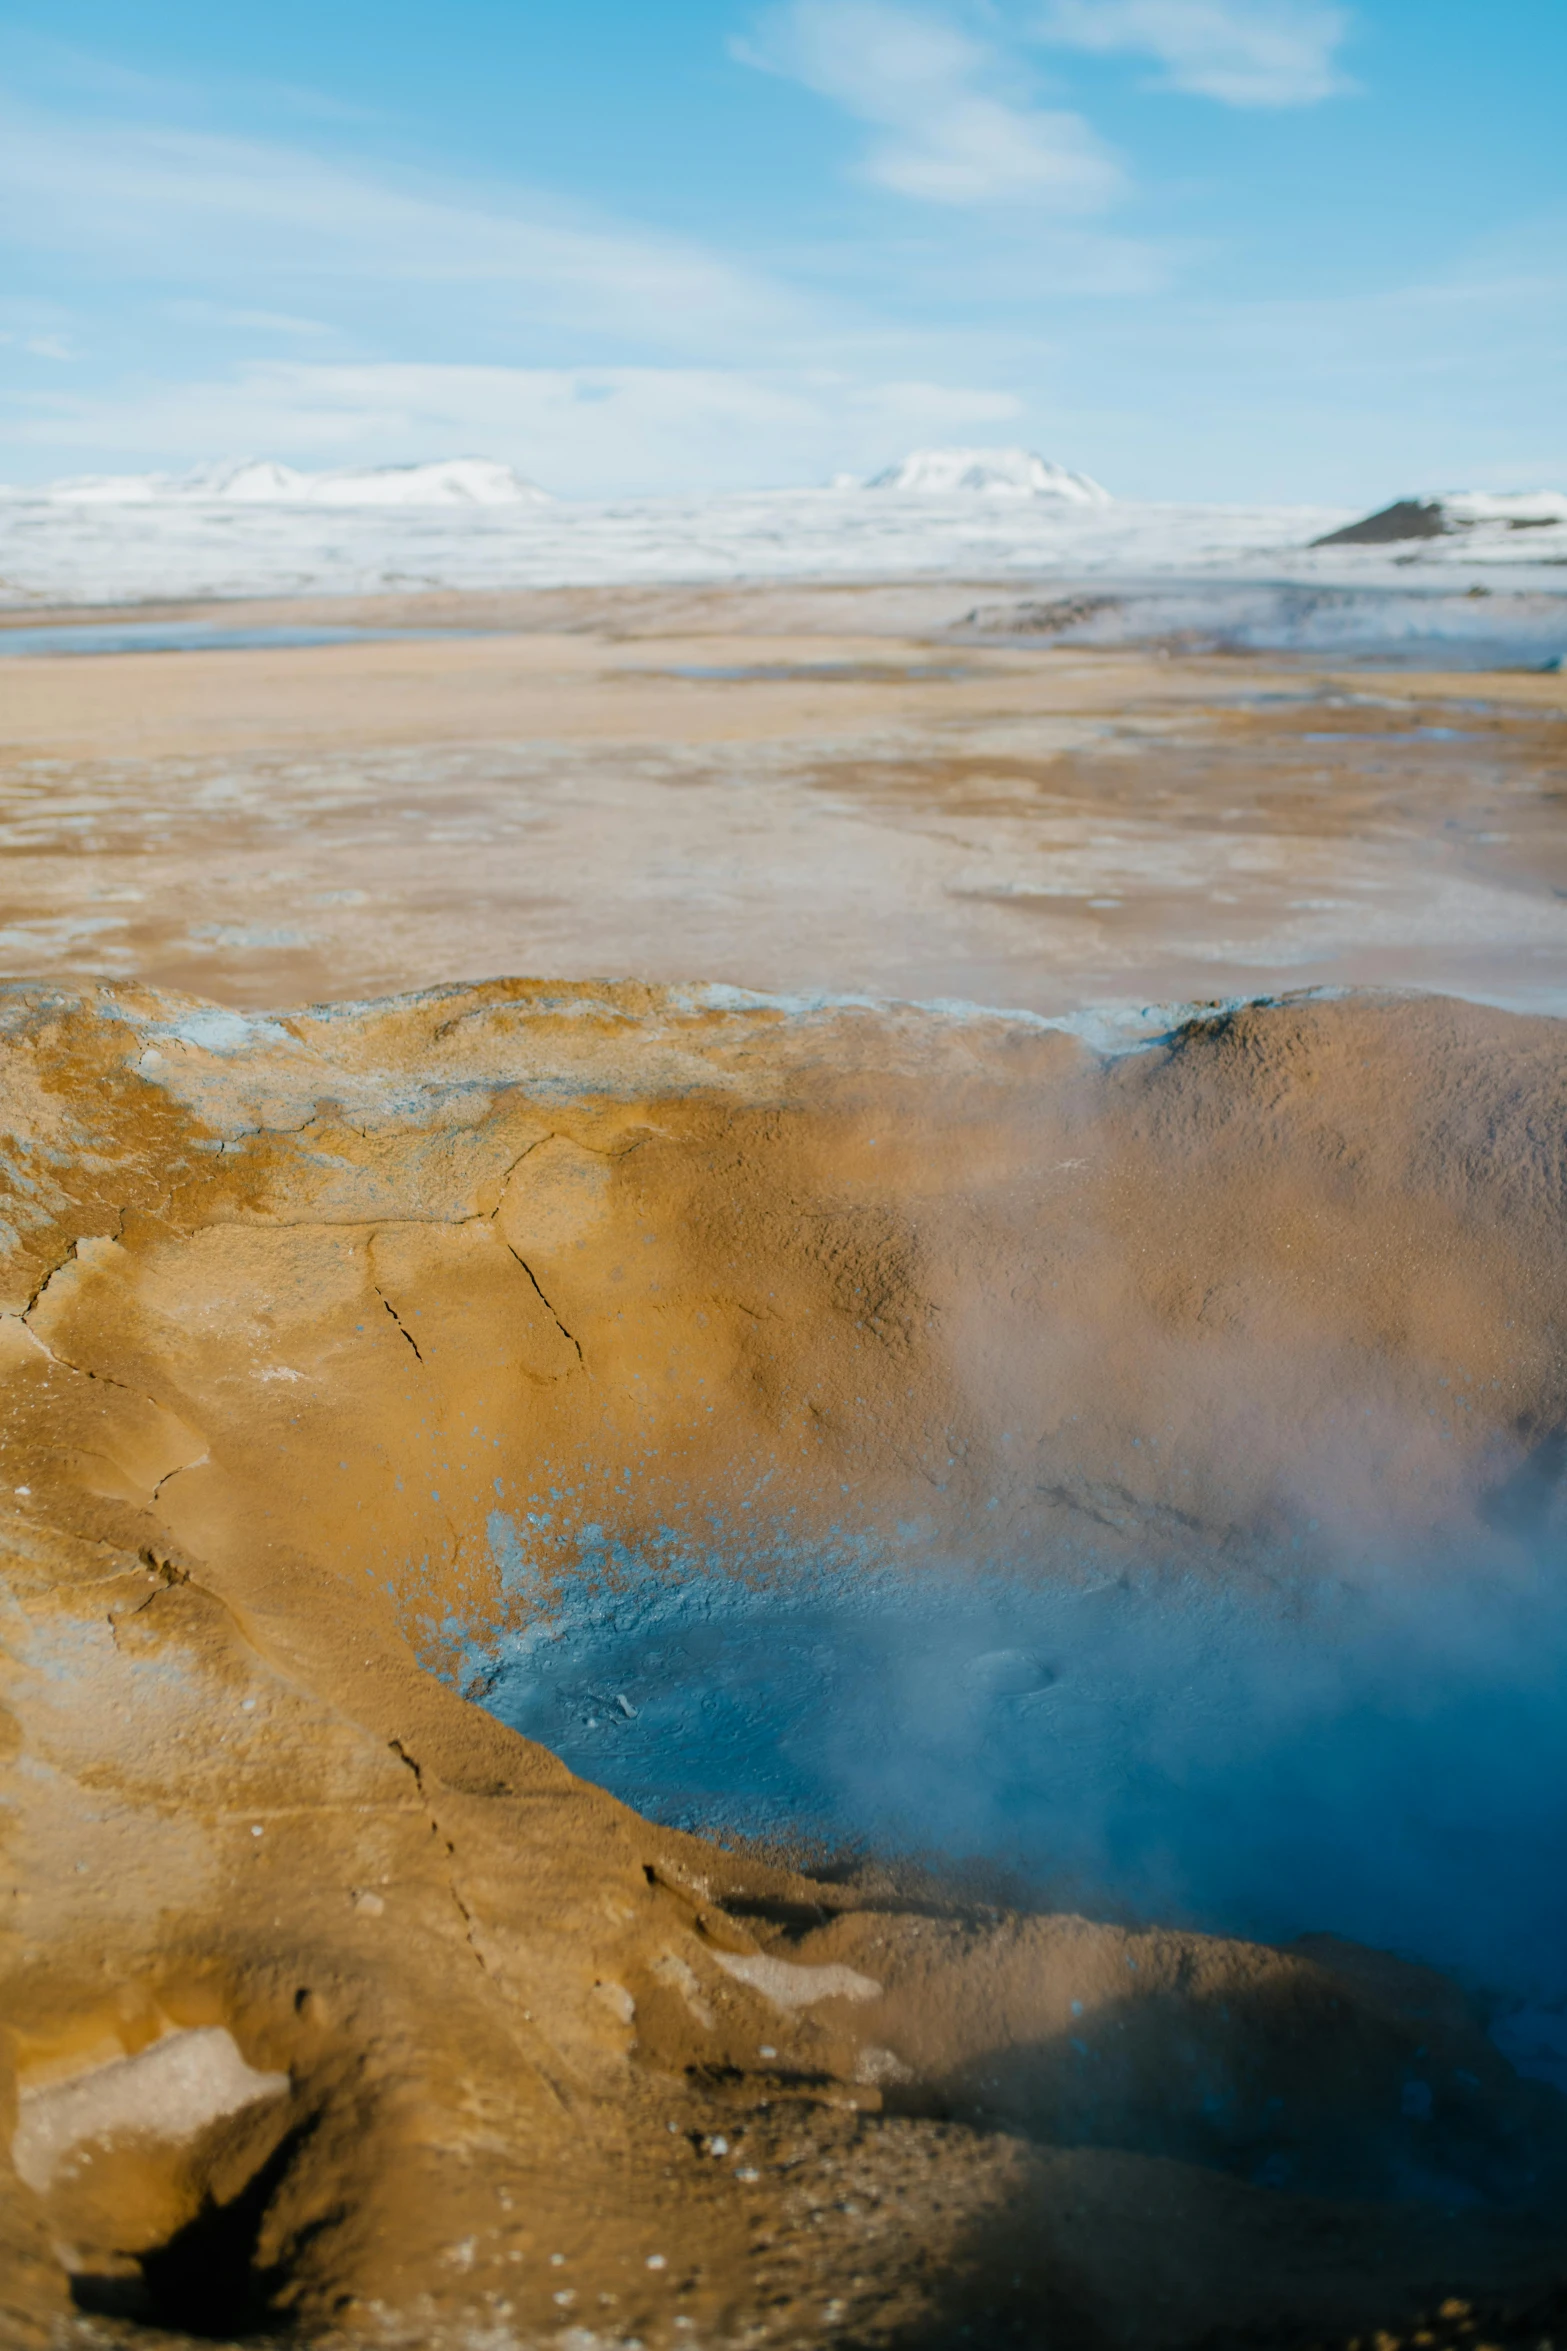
top-left (1, 457), bottom-right (1563, 626)
top-left (1317, 489), bottom-right (1567, 552)
top-left (865, 447), bottom-right (1111, 503)
top-left (43, 457), bottom-right (551, 508)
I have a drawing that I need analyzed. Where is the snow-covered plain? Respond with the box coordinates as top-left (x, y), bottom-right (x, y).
top-left (0, 467), bottom-right (1344, 608)
top-left (0, 454), bottom-right (1562, 652)
top-left (1436, 489), bottom-right (1567, 536)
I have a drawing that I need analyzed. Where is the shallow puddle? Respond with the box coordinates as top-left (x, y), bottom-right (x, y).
top-left (0, 618), bottom-right (489, 656)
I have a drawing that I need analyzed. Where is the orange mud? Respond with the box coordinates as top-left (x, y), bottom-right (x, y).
top-left (1, 979), bottom-right (1567, 2347)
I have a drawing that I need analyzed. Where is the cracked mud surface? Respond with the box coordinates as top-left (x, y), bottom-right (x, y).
top-left (3, 976), bottom-right (1567, 2347)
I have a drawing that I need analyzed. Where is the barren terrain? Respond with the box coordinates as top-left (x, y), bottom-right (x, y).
top-left (2, 581), bottom-right (1564, 1016)
top-left (2, 584), bottom-right (1566, 2349)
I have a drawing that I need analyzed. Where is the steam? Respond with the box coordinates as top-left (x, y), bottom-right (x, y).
top-left (480, 1515), bottom-right (1567, 2083)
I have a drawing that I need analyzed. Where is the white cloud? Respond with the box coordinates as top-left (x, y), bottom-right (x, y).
top-left (0, 330), bottom-right (72, 360)
top-left (161, 301), bottom-right (332, 338)
top-left (0, 98), bottom-right (815, 355)
top-left (1037, 0), bottom-right (1353, 107)
top-left (737, 1), bottom-right (1125, 208)
top-left (0, 359), bottom-right (1025, 495)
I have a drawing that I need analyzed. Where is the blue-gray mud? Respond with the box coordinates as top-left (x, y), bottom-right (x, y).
top-left (0, 618), bottom-right (490, 656)
top-left (481, 1527), bottom-right (1567, 2090)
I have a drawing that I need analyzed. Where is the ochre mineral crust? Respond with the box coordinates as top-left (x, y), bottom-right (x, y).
top-left (2, 978), bottom-right (1566, 2345)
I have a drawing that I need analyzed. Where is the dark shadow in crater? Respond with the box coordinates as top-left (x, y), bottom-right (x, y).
top-left (842, 2139), bottom-right (1558, 2351)
top-left (880, 1987), bottom-right (1567, 2212)
top-left (69, 2119), bottom-right (322, 2340)
top-left (840, 2200), bottom-right (1108, 2351)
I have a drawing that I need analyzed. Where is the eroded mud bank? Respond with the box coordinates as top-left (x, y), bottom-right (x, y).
top-left (3, 979), bottom-right (1566, 2347)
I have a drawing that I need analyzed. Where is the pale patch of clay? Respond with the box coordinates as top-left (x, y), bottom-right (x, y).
top-left (650, 1952), bottom-right (715, 2029)
top-left (853, 2045), bottom-right (915, 2087)
top-left (711, 1952), bottom-right (881, 2009)
top-left (12, 2026), bottom-right (289, 2193)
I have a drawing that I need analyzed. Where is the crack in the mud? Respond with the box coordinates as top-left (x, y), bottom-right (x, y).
top-left (149, 1453), bottom-right (208, 1503)
top-left (109, 1551), bottom-right (213, 1637)
top-left (17, 1240), bottom-right (92, 1321)
top-left (374, 1286), bottom-right (423, 1363)
top-left (16, 1297), bottom-right (194, 1421)
top-left (12, 1280), bottom-right (209, 1509)
top-left (388, 1737), bottom-right (493, 1978)
top-left (384, 1736), bottom-right (578, 2107)
top-left (498, 1243), bottom-right (584, 1366)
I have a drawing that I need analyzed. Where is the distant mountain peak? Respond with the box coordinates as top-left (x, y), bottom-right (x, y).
top-left (46, 456), bottom-right (552, 508)
top-left (864, 447), bottom-right (1111, 504)
top-left (1316, 489), bottom-right (1567, 548)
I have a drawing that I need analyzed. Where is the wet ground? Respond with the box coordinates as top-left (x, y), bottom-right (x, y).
top-left (0, 577), bottom-right (1563, 1018)
top-left (0, 618), bottom-right (488, 656)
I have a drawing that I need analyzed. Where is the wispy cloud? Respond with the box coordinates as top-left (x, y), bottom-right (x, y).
top-left (0, 27), bottom-right (387, 126)
top-left (0, 97), bottom-right (817, 357)
top-left (0, 330), bottom-right (73, 360)
top-left (160, 301), bottom-right (332, 338)
top-left (736, 1), bottom-right (1125, 208)
top-left (1037, 0), bottom-right (1353, 108)
top-left (0, 16), bottom-right (1549, 504)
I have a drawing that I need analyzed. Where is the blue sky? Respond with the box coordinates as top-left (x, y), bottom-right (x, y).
top-left (0, 0), bottom-right (1562, 500)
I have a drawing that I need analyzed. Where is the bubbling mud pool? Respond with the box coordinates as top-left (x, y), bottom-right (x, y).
top-left (484, 1537), bottom-right (1567, 2103)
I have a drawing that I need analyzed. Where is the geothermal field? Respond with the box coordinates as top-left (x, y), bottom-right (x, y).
top-left (3, 482), bottom-right (1567, 2351)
